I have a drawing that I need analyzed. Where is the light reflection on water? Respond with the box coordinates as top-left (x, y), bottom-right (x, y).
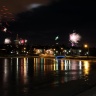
top-left (0, 57), bottom-right (95, 95)
top-left (83, 61), bottom-right (90, 75)
top-left (2, 58), bottom-right (89, 82)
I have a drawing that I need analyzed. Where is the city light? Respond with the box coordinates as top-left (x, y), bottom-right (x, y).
top-left (84, 44), bottom-right (88, 48)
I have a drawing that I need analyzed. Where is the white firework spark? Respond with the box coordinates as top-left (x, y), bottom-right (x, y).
top-left (3, 27), bottom-right (7, 32)
top-left (69, 32), bottom-right (81, 46)
top-left (4, 38), bottom-right (11, 44)
top-left (55, 36), bottom-right (59, 40)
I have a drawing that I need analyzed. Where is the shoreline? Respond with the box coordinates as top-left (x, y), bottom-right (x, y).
top-left (0, 55), bottom-right (96, 60)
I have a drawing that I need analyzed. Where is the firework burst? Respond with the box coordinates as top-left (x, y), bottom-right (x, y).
top-left (69, 32), bottom-right (81, 46)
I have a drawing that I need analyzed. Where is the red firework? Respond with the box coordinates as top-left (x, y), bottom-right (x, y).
top-left (0, 6), bottom-right (15, 34)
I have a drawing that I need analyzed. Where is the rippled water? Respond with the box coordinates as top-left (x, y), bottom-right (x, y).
top-left (0, 57), bottom-right (96, 96)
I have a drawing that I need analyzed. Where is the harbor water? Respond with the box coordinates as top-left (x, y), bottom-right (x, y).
top-left (0, 57), bottom-right (96, 96)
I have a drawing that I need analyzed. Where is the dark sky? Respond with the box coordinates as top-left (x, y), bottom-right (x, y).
top-left (0, 0), bottom-right (96, 47)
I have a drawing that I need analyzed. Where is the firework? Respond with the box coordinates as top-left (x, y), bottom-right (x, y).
top-left (69, 32), bottom-right (81, 46)
top-left (4, 38), bottom-right (11, 44)
top-left (3, 27), bottom-right (7, 32)
top-left (55, 36), bottom-right (59, 40)
top-left (0, 6), bottom-right (15, 21)
top-left (0, 6), bottom-right (14, 33)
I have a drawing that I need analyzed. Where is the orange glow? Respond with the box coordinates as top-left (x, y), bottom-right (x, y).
top-left (83, 61), bottom-right (90, 75)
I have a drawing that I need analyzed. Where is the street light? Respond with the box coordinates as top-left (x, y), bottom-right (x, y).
top-left (84, 44), bottom-right (89, 58)
top-left (84, 44), bottom-right (88, 48)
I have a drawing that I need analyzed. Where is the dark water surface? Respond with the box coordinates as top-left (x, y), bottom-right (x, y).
top-left (0, 57), bottom-right (96, 96)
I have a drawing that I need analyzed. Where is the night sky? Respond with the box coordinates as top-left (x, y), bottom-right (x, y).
top-left (0, 0), bottom-right (96, 47)
top-left (0, 0), bottom-right (51, 14)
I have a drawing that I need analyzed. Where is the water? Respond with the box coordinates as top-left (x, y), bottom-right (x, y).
top-left (0, 57), bottom-right (96, 96)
